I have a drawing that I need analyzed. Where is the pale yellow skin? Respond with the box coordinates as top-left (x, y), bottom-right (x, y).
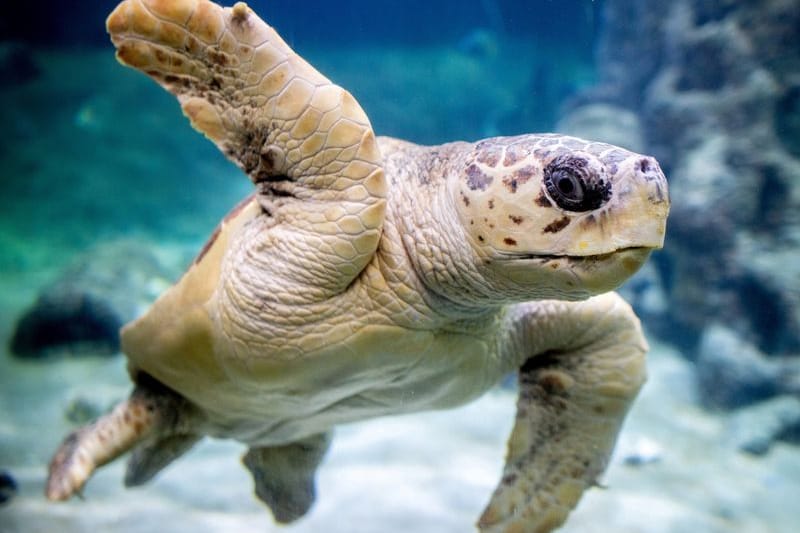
top-left (45, 1), bottom-right (670, 532)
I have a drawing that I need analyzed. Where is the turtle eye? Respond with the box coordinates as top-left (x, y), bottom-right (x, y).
top-left (552, 169), bottom-right (584, 203)
top-left (543, 154), bottom-right (610, 212)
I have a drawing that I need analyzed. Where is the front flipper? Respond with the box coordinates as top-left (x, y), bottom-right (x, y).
top-left (480, 292), bottom-right (648, 533)
top-left (242, 433), bottom-right (331, 523)
top-left (106, 0), bottom-right (386, 295)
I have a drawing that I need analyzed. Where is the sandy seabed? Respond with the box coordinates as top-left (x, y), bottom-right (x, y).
top-left (1, 332), bottom-right (798, 533)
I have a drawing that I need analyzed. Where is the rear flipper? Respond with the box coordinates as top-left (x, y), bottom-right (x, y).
top-left (125, 433), bottom-right (202, 487)
top-left (46, 376), bottom-right (198, 500)
top-left (243, 433), bottom-right (331, 523)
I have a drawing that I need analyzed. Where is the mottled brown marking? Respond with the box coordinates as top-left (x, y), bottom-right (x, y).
top-left (503, 237), bottom-right (518, 246)
top-left (513, 165), bottom-right (536, 182)
top-left (543, 216), bottom-right (571, 234)
top-left (537, 371), bottom-right (571, 394)
top-left (503, 177), bottom-right (519, 193)
top-left (466, 164), bottom-right (493, 191)
top-left (477, 148), bottom-right (501, 167)
top-left (535, 191), bottom-right (553, 207)
top-left (208, 48), bottom-right (228, 66)
top-left (154, 48), bottom-right (168, 64)
top-left (231, 3), bottom-right (252, 27)
top-left (260, 149), bottom-right (276, 174)
top-left (478, 235), bottom-right (485, 242)
top-left (501, 472), bottom-right (518, 485)
top-left (509, 214), bottom-right (524, 225)
top-left (185, 36), bottom-right (203, 55)
top-left (580, 214), bottom-right (597, 229)
top-left (503, 146), bottom-right (522, 166)
top-left (461, 192), bottom-right (470, 207)
top-left (488, 199), bottom-right (494, 209)
top-left (503, 165), bottom-right (536, 193)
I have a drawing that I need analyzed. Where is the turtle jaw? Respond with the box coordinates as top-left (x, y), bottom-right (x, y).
top-left (492, 246), bottom-right (654, 301)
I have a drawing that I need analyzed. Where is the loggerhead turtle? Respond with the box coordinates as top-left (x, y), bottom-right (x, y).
top-left (45, 1), bottom-right (669, 531)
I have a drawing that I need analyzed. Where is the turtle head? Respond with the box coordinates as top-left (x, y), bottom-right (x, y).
top-left (451, 134), bottom-right (669, 301)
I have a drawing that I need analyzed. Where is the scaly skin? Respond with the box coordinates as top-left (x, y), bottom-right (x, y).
top-left (46, 2), bottom-right (670, 532)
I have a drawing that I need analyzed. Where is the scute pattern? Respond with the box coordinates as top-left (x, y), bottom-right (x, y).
top-left (108, 0), bottom-right (387, 296)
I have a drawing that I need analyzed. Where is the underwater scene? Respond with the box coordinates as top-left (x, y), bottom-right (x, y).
top-left (1, 0), bottom-right (798, 531)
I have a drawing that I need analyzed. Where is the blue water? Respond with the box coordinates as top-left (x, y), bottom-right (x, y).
top-left (1, 1), bottom-right (798, 532)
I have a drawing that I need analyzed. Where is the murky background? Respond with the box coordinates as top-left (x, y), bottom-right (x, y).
top-left (1, 1), bottom-right (798, 531)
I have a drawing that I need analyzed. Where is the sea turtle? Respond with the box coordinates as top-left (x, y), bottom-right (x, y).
top-left (45, 1), bottom-right (669, 531)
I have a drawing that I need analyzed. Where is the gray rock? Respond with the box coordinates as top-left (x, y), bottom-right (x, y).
top-left (696, 325), bottom-right (783, 409)
top-left (0, 471), bottom-right (16, 505)
top-left (726, 396), bottom-right (800, 455)
top-left (9, 240), bottom-right (176, 358)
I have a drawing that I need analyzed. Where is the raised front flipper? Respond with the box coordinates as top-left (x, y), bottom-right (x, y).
top-left (106, 0), bottom-right (386, 296)
top-left (480, 292), bottom-right (648, 532)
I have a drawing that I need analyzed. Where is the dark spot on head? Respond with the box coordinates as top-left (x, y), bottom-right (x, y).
top-left (488, 199), bottom-right (495, 209)
top-left (513, 165), bottom-right (536, 182)
top-left (535, 191), bottom-right (553, 207)
top-left (543, 216), bottom-right (571, 234)
top-left (461, 193), bottom-right (470, 207)
top-left (639, 158), bottom-right (651, 173)
top-left (478, 235), bottom-right (485, 242)
top-left (503, 148), bottom-right (520, 167)
top-left (503, 237), bottom-right (518, 246)
top-left (509, 214), bottom-right (524, 225)
top-left (477, 147), bottom-right (501, 167)
top-left (465, 164), bottom-right (494, 191)
top-left (504, 165), bottom-right (536, 193)
top-left (580, 214), bottom-right (597, 228)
